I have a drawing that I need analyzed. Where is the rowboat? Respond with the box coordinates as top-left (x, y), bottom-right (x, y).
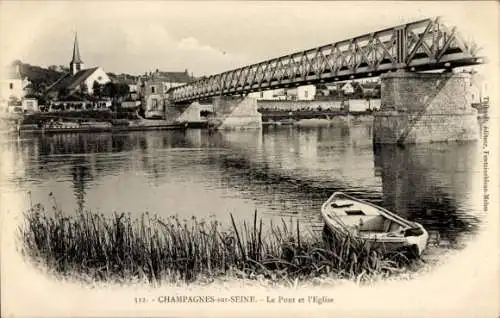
top-left (321, 192), bottom-right (429, 256)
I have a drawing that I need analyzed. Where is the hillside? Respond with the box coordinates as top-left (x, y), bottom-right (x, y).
top-left (12, 60), bottom-right (64, 93)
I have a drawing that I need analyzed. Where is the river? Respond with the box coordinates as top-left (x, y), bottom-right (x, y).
top-left (0, 121), bottom-right (485, 248)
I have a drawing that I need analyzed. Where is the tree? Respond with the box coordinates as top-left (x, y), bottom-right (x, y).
top-left (353, 82), bottom-right (363, 99)
top-left (80, 82), bottom-right (88, 94)
top-left (58, 87), bottom-right (69, 99)
top-left (92, 81), bottom-right (102, 98)
top-left (24, 93), bottom-right (46, 105)
top-left (58, 65), bottom-right (69, 73)
top-left (116, 83), bottom-right (130, 98)
top-left (102, 82), bottom-right (117, 98)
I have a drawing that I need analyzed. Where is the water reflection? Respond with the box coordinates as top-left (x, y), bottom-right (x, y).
top-left (0, 124), bottom-right (484, 246)
top-left (374, 143), bottom-right (482, 244)
top-left (71, 157), bottom-right (91, 212)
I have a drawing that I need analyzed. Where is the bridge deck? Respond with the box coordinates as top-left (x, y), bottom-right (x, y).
top-left (171, 17), bottom-right (484, 103)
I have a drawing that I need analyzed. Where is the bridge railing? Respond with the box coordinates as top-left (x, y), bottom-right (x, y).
top-left (170, 17), bottom-right (483, 103)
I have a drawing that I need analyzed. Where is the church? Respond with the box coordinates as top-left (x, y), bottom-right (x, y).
top-left (46, 33), bottom-right (110, 98)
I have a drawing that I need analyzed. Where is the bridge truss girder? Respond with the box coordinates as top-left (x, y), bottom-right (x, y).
top-left (170, 17), bottom-right (484, 103)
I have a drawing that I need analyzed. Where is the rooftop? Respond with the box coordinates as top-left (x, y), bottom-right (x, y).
top-left (360, 82), bottom-right (379, 89)
top-left (71, 33), bottom-right (84, 65)
top-left (108, 73), bottom-right (138, 85)
top-left (143, 69), bottom-right (195, 83)
top-left (47, 67), bottom-right (99, 93)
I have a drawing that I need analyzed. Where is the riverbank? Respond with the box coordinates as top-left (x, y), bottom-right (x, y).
top-left (18, 201), bottom-right (424, 286)
top-left (5, 110), bottom-right (208, 134)
top-left (13, 119), bottom-right (208, 134)
top-left (11, 111), bottom-right (372, 134)
top-left (19, 122), bottom-right (208, 134)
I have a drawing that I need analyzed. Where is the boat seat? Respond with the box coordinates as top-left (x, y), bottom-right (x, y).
top-left (358, 215), bottom-right (386, 232)
top-left (382, 219), bottom-right (404, 232)
top-left (389, 222), bottom-right (403, 232)
top-left (383, 219), bottom-right (392, 232)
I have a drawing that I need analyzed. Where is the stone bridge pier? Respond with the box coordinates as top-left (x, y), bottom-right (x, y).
top-left (208, 96), bottom-right (262, 130)
top-left (373, 71), bottom-right (479, 145)
top-left (165, 96), bottom-right (262, 129)
top-left (165, 101), bottom-right (202, 124)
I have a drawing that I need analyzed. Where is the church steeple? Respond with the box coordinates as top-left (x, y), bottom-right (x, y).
top-left (69, 32), bottom-right (84, 75)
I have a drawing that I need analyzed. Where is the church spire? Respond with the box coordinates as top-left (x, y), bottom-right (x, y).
top-left (70, 32), bottom-right (84, 74)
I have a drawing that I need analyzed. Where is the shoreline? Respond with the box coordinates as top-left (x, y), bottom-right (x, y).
top-left (4, 109), bottom-right (486, 134)
top-left (18, 203), bottom-right (427, 286)
top-left (14, 121), bottom-right (209, 134)
top-left (6, 113), bottom-right (371, 135)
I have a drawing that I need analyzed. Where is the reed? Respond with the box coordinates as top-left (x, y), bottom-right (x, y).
top-left (18, 201), bottom-right (416, 285)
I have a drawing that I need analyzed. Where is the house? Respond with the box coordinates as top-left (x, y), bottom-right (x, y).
top-left (139, 69), bottom-right (195, 93)
top-left (158, 69), bottom-right (194, 91)
top-left (359, 81), bottom-right (380, 98)
top-left (137, 69), bottom-right (196, 119)
top-left (325, 83), bottom-right (340, 94)
top-left (249, 90), bottom-right (281, 100)
top-left (0, 63), bottom-right (30, 103)
top-left (127, 81), bottom-right (138, 93)
top-left (0, 63), bottom-right (33, 113)
top-left (249, 86), bottom-right (316, 101)
top-left (340, 82), bottom-right (355, 95)
top-left (315, 84), bottom-right (329, 97)
top-left (22, 98), bottom-right (38, 112)
top-left (297, 85), bottom-right (316, 100)
top-left (251, 88), bottom-right (295, 100)
top-left (140, 77), bottom-right (167, 119)
top-left (46, 33), bottom-right (111, 98)
top-left (315, 83), bottom-right (342, 99)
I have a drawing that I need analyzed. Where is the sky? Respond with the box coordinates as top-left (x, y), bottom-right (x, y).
top-left (0, 1), bottom-right (498, 77)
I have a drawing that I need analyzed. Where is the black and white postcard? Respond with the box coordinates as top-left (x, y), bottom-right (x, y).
top-left (0, 1), bottom-right (498, 317)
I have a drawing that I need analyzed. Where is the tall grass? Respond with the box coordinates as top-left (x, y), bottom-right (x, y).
top-left (18, 200), bottom-right (415, 285)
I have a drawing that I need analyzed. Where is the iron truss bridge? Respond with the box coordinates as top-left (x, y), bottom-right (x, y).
top-left (170, 17), bottom-right (485, 103)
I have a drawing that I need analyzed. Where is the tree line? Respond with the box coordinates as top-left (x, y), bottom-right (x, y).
top-left (56, 81), bottom-right (130, 102)
top-left (91, 81), bottom-right (130, 100)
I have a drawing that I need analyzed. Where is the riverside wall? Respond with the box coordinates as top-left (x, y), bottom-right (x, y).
top-left (165, 102), bottom-right (202, 124)
top-left (257, 99), bottom-right (381, 112)
top-left (210, 96), bottom-right (262, 129)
